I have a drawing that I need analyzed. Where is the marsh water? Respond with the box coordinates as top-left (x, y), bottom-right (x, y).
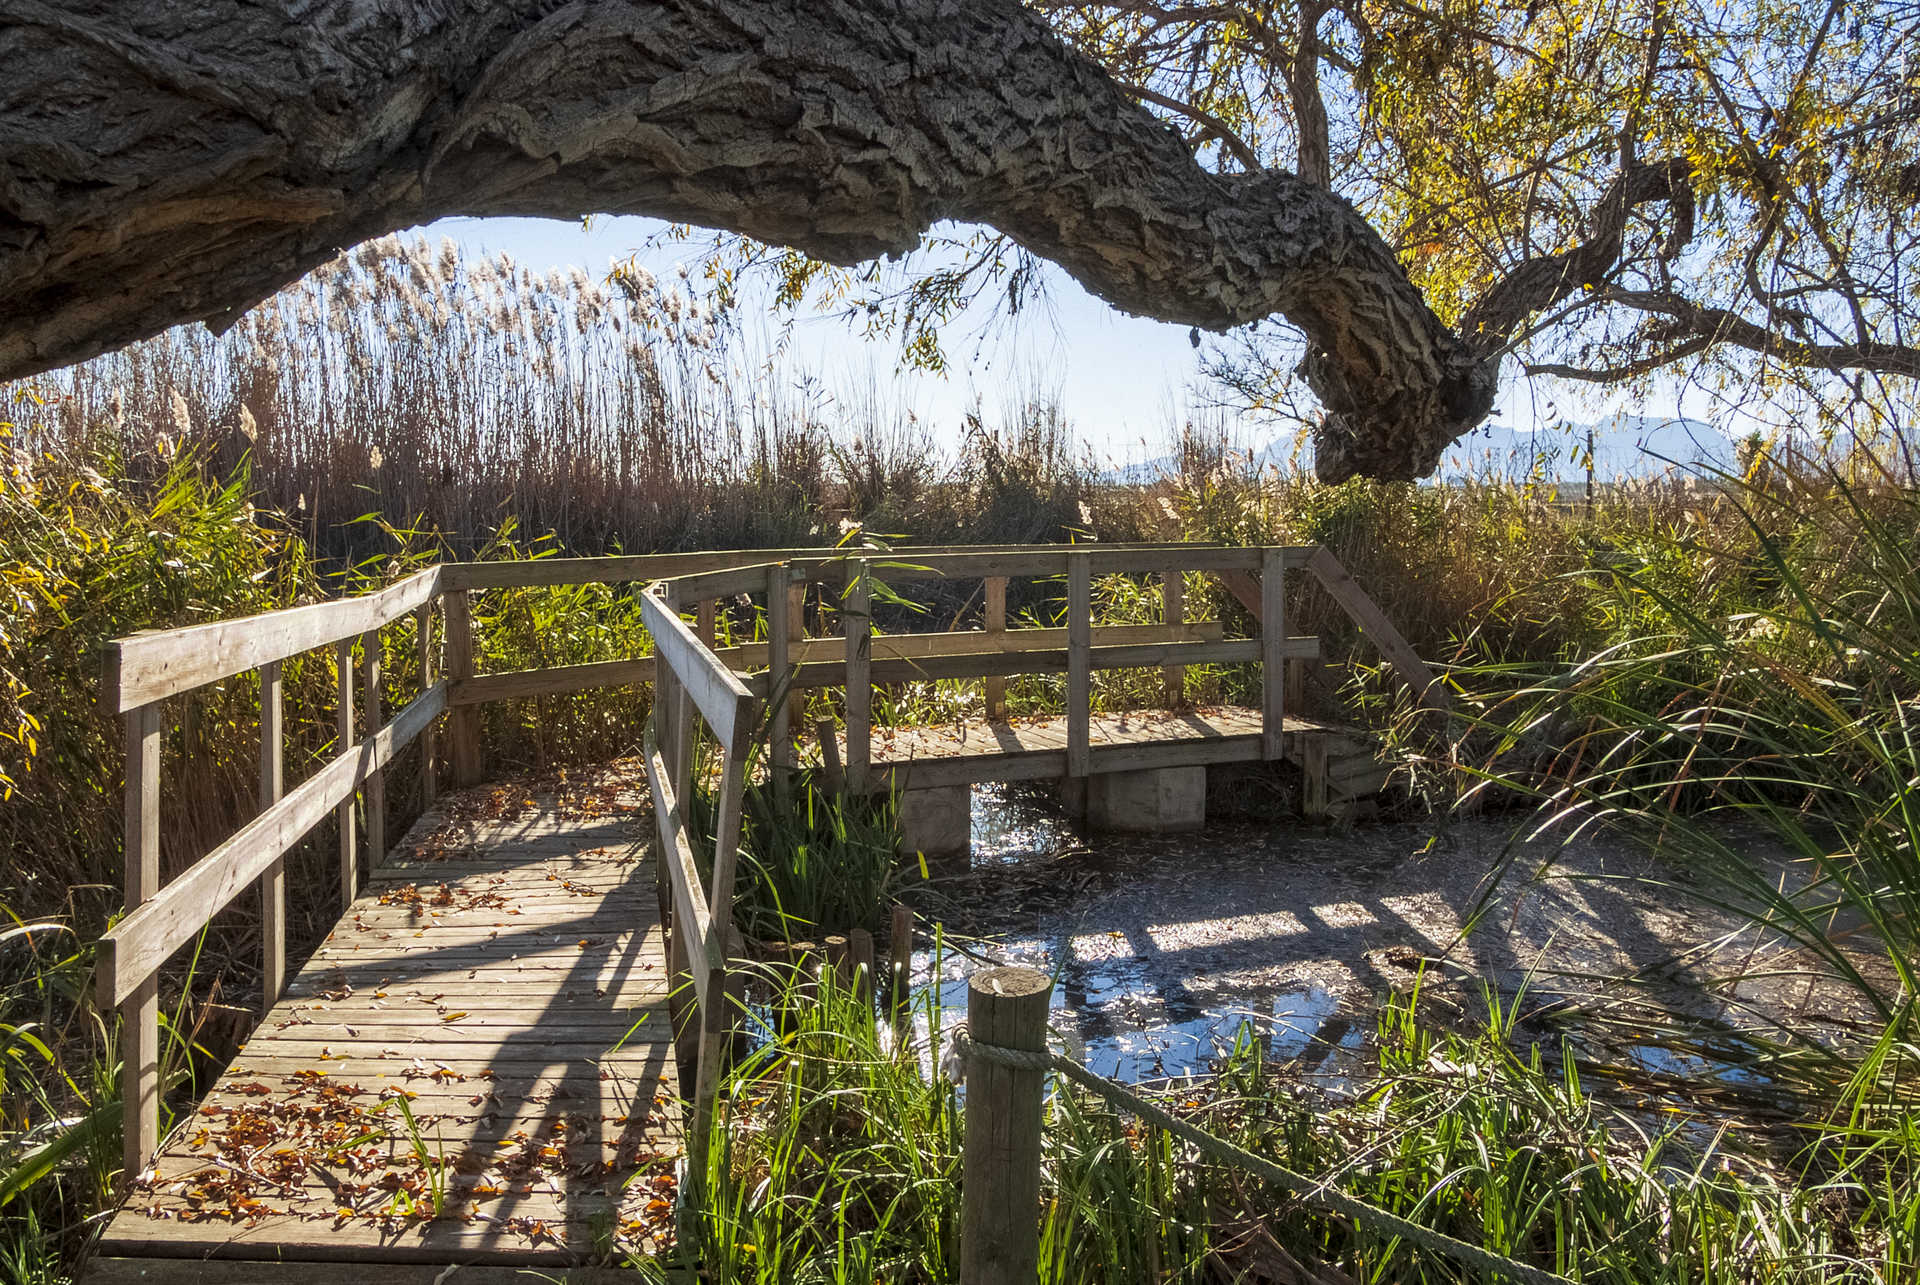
top-left (905, 783), bottom-right (1863, 1106)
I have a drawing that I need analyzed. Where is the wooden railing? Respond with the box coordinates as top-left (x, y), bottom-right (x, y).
top-left (96, 540), bottom-right (1439, 1189)
top-left (639, 563), bottom-right (773, 1173)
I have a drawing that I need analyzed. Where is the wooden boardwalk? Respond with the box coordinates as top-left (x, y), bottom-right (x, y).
top-left (88, 542), bottom-right (1434, 1281)
top-left (92, 782), bottom-right (680, 1278)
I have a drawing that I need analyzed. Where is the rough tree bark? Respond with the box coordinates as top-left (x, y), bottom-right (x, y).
top-left (0, 0), bottom-right (1497, 481)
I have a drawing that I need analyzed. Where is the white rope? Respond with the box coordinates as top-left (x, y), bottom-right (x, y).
top-left (950, 1028), bottom-right (1575, 1285)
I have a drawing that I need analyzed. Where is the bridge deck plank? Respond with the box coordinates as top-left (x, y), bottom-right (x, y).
top-left (92, 786), bottom-right (679, 1278)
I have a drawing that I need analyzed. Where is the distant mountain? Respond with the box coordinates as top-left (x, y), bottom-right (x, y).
top-left (1434, 415), bottom-right (1737, 483)
top-left (1102, 414), bottom-right (1738, 485)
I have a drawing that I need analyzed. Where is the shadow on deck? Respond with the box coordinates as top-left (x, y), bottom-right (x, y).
top-left (90, 784), bottom-right (679, 1281)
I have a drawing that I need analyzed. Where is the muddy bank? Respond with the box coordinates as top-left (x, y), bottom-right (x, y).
top-left (914, 785), bottom-right (1884, 1091)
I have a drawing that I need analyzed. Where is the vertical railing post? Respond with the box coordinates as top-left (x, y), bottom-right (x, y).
top-left (983, 575), bottom-right (1008, 722)
top-left (960, 965), bottom-right (1051, 1285)
top-left (444, 588), bottom-right (483, 787)
top-left (785, 579), bottom-right (807, 738)
top-left (335, 638), bottom-right (357, 910)
top-left (768, 565), bottom-right (793, 788)
top-left (1161, 568), bottom-right (1185, 709)
top-left (417, 600), bottom-right (438, 808)
top-left (1066, 553), bottom-right (1091, 780)
top-left (695, 598), bottom-right (716, 648)
top-left (362, 631), bottom-right (385, 864)
top-left (1261, 547), bottom-right (1287, 760)
top-left (121, 703), bottom-right (162, 1187)
top-left (259, 662), bottom-right (286, 1010)
top-left (844, 559), bottom-right (871, 795)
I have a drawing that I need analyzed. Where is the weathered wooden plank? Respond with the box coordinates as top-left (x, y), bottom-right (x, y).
top-left (334, 639), bottom-right (358, 911)
top-left (448, 622), bottom-right (1236, 707)
top-left (98, 1214), bottom-right (647, 1263)
top-left (122, 703), bottom-right (161, 1185)
top-left (85, 1259), bottom-right (644, 1284)
top-left (103, 569), bottom-right (441, 713)
top-left (442, 542), bottom-right (1231, 593)
top-left (637, 589), bottom-right (754, 755)
top-left (799, 546), bottom-right (1263, 586)
top-left (767, 564), bottom-right (793, 781)
top-left (1218, 568), bottom-right (1263, 617)
top-left (1162, 568), bottom-right (1185, 707)
top-left (99, 683), bottom-right (448, 1009)
top-left (785, 579), bottom-right (807, 736)
top-left (1301, 733), bottom-right (1331, 818)
top-left (1306, 546), bottom-right (1449, 711)
top-left (363, 633), bottom-right (385, 865)
top-left (670, 559), bottom-right (788, 607)
top-left (443, 588), bottom-right (483, 787)
top-left (775, 637), bottom-right (1310, 691)
top-left (445, 547), bottom-right (815, 591)
top-left (259, 662), bottom-right (287, 1010)
top-left (984, 575), bottom-right (1007, 721)
top-left (416, 602), bottom-right (438, 808)
top-left (641, 742), bottom-right (715, 1007)
top-left (97, 778), bottom-right (680, 1274)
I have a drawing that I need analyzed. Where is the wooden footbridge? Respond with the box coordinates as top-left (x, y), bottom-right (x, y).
top-left (87, 542), bottom-right (1441, 1281)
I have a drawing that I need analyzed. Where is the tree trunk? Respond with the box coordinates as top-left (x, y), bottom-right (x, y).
top-left (0, 0), bottom-right (1495, 481)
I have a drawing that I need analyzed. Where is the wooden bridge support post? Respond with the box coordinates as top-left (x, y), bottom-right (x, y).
top-left (417, 601), bottom-right (437, 808)
top-left (844, 559), bottom-right (871, 794)
top-left (1261, 547), bottom-right (1287, 760)
top-left (1162, 568), bottom-right (1185, 709)
top-left (961, 965), bottom-right (1052, 1285)
top-left (983, 575), bottom-right (1007, 722)
top-left (444, 588), bottom-right (484, 787)
top-left (334, 639), bottom-right (357, 910)
top-left (362, 631), bottom-right (385, 864)
top-left (1301, 734), bottom-right (1331, 819)
top-left (121, 703), bottom-right (162, 1187)
top-left (259, 661), bottom-right (286, 1010)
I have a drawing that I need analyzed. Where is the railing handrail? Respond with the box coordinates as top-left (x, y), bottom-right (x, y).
top-left (102, 565), bottom-right (443, 713)
top-left (100, 542), bottom-right (1241, 712)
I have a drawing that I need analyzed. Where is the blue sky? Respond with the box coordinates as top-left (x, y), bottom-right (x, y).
top-left (425, 213), bottom-right (1205, 463)
top-left (422, 213), bottom-right (1694, 464)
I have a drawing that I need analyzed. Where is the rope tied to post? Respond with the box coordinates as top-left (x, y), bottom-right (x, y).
top-left (949, 1026), bottom-right (1575, 1285)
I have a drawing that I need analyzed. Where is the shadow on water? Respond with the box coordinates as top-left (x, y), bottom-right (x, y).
top-left (915, 783), bottom-right (1368, 1085)
top-left (908, 942), bottom-right (1361, 1087)
top-left (907, 783), bottom-right (1788, 1105)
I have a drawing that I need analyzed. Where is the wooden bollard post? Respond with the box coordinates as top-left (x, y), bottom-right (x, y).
top-left (823, 934), bottom-right (851, 990)
top-left (888, 904), bottom-right (914, 1028)
top-left (815, 717), bottom-right (846, 794)
top-left (961, 965), bottom-right (1051, 1285)
top-left (847, 928), bottom-right (875, 1006)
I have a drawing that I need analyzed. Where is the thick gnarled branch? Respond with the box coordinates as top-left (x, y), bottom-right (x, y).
top-left (0, 0), bottom-right (1493, 482)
